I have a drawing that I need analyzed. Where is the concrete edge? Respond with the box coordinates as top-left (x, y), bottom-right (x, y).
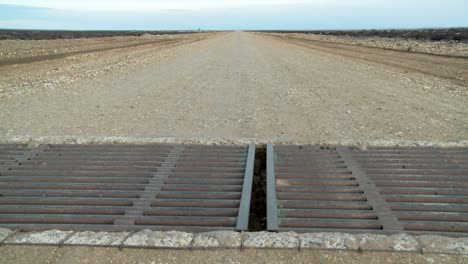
top-left (1, 229), bottom-right (467, 255)
top-left (0, 135), bottom-right (467, 147)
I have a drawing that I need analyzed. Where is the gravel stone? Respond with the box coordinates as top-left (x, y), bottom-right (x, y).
top-left (358, 233), bottom-right (420, 252)
top-left (243, 232), bottom-right (298, 248)
top-left (300, 233), bottom-right (359, 250)
top-left (418, 235), bottom-right (468, 254)
top-left (0, 228), bottom-right (14, 243)
top-left (193, 231), bottom-right (241, 248)
top-left (5, 230), bottom-right (73, 245)
top-left (123, 230), bottom-right (193, 248)
top-left (64, 231), bottom-right (129, 246)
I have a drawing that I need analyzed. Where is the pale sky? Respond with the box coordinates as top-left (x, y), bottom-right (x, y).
top-left (0, 0), bottom-right (467, 30)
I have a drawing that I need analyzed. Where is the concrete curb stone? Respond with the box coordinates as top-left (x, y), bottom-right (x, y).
top-left (0, 228), bottom-right (14, 243)
top-left (192, 231), bottom-right (242, 248)
top-left (2, 135), bottom-right (468, 148)
top-left (243, 232), bottom-right (298, 249)
top-left (0, 228), bottom-right (467, 256)
top-left (123, 229), bottom-right (193, 248)
top-left (299, 232), bottom-right (359, 250)
top-left (418, 235), bottom-right (468, 255)
top-left (64, 231), bottom-right (130, 246)
top-left (358, 233), bottom-right (420, 252)
top-left (4, 230), bottom-right (74, 245)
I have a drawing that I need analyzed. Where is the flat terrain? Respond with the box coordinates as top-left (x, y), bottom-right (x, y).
top-left (0, 29), bottom-right (201, 40)
top-left (0, 31), bottom-right (467, 145)
top-left (257, 28), bottom-right (468, 42)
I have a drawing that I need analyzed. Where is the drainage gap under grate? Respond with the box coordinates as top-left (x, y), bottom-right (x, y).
top-left (249, 146), bottom-right (267, 231)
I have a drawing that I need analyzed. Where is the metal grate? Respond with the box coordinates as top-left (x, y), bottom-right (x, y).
top-left (0, 144), bottom-right (255, 232)
top-left (267, 144), bottom-right (468, 236)
top-left (0, 144), bottom-right (31, 166)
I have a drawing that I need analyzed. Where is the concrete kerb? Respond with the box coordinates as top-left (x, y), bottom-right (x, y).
top-left (192, 231), bottom-right (242, 249)
top-left (65, 231), bottom-right (130, 246)
top-left (243, 232), bottom-right (299, 249)
top-left (123, 230), bottom-right (194, 249)
top-left (1, 229), bottom-right (467, 255)
top-left (3, 230), bottom-right (74, 245)
top-left (1, 135), bottom-right (468, 147)
top-left (0, 228), bottom-right (16, 244)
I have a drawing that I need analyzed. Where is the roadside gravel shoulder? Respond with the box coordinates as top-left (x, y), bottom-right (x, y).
top-left (264, 32), bottom-right (468, 57)
top-left (0, 33), bottom-right (215, 100)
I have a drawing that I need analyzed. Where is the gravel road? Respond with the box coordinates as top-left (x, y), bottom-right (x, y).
top-left (0, 31), bottom-right (467, 145)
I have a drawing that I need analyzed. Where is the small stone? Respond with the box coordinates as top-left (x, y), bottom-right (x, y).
top-left (193, 231), bottom-right (241, 248)
top-left (0, 228), bottom-right (14, 242)
top-left (123, 230), bottom-right (193, 248)
top-left (243, 232), bottom-right (298, 248)
top-left (300, 233), bottom-right (359, 250)
top-left (357, 144), bottom-right (367, 151)
top-left (418, 235), bottom-right (468, 254)
top-left (6, 230), bottom-right (73, 245)
top-left (65, 231), bottom-right (129, 246)
top-left (346, 110), bottom-right (351, 114)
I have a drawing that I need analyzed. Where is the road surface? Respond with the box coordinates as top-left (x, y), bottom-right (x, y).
top-left (0, 32), bottom-right (467, 145)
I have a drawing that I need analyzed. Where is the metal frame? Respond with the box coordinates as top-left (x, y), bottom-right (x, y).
top-left (235, 144), bottom-right (256, 231)
top-left (266, 144), bottom-right (279, 231)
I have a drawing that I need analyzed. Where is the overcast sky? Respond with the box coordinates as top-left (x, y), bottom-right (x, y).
top-left (0, 0), bottom-right (467, 30)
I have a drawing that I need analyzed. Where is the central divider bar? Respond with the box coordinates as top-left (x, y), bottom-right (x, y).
top-left (114, 145), bottom-right (185, 226)
top-left (336, 147), bottom-right (404, 232)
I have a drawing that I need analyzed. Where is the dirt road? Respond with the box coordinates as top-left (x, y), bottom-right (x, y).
top-left (0, 32), bottom-right (467, 145)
